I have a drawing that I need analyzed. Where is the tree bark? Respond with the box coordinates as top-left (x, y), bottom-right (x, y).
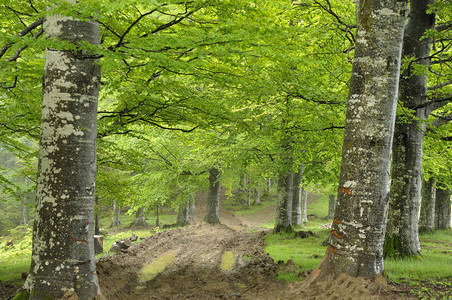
top-left (246, 177), bottom-right (251, 208)
top-left (435, 186), bottom-right (451, 230)
top-left (300, 187), bottom-right (308, 224)
top-left (385, 0), bottom-right (435, 258)
top-left (274, 170), bottom-right (293, 232)
top-left (326, 195), bottom-right (336, 219)
top-left (255, 184), bottom-right (261, 205)
top-left (177, 195), bottom-right (190, 226)
top-left (292, 166), bottom-right (303, 226)
top-left (133, 207), bottom-right (147, 227)
top-left (305, 0), bottom-right (408, 283)
top-left (205, 168), bottom-right (221, 224)
top-left (25, 4), bottom-right (101, 299)
top-left (111, 199), bottom-right (121, 227)
top-left (419, 178), bottom-right (436, 232)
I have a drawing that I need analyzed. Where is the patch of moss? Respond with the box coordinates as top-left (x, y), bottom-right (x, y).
top-left (220, 251), bottom-right (235, 271)
top-left (138, 249), bottom-right (178, 282)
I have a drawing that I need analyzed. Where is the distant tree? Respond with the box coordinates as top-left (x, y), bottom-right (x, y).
top-left (419, 178), bottom-right (436, 232)
top-left (435, 185), bottom-right (451, 230)
top-left (205, 168), bottom-right (221, 224)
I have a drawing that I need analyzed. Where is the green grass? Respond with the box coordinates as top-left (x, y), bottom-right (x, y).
top-left (264, 230), bottom-right (328, 272)
top-left (385, 230), bottom-right (452, 282)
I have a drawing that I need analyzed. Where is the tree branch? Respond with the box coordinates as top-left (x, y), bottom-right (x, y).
top-left (427, 79), bottom-right (452, 91)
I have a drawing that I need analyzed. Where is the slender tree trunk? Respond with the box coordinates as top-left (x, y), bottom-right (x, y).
top-left (21, 177), bottom-right (30, 225)
top-left (94, 196), bottom-right (100, 235)
top-left (274, 170), bottom-right (293, 232)
top-left (111, 199), bottom-right (121, 227)
top-left (326, 195), bottom-right (336, 219)
top-left (21, 202), bottom-right (30, 225)
top-left (255, 184), bottom-right (261, 205)
top-left (177, 195), bottom-right (190, 226)
top-left (292, 166), bottom-right (303, 226)
top-left (267, 179), bottom-right (271, 194)
top-left (305, 0), bottom-right (408, 283)
top-left (25, 5), bottom-right (101, 299)
top-left (246, 178), bottom-right (251, 208)
top-left (385, 0), bottom-right (435, 258)
top-left (300, 187), bottom-right (308, 224)
top-left (419, 178), bottom-right (436, 232)
top-left (205, 168), bottom-right (221, 224)
top-left (435, 186), bottom-right (451, 230)
top-left (155, 206), bottom-right (160, 227)
top-left (189, 195), bottom-right (195, 216)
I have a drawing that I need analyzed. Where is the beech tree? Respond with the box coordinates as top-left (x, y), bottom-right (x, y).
top-left (305, 0), bottom-right (409, 282)
top-left (385, 0), bottom-right (435, 258)
top-left (24, 2), bottom-right (101, 299)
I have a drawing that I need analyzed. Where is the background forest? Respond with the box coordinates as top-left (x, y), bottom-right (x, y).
top-left (0, 0), bottom-right (451, 299)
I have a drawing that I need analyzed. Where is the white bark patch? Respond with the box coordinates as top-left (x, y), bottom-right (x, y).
top-left (44, 15), bottom-right (73, 38)
top-left (343, 181), bottom-right (357, 189)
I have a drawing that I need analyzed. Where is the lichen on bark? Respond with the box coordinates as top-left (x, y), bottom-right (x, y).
top-left (26, 3), bottom-right (101, 299)
top-left (304, 0), bottom-right (409, 284)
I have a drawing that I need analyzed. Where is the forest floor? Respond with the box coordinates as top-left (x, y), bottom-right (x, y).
top-left (2, 192), bottom-right (450, 300)
top-left (92, 193), bottom-right (420, 300)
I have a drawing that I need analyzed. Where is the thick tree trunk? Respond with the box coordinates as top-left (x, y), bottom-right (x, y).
top-left (385, 0), bottom-right (435, 258)
top-left (292, 167), bottom-right (303, 226)
top-left (435, 186), bottom-right (451, 230)
top-left (25, 5), bottom-right (101, 299)
top-left (305, 0), bottom-right (408, 283)
top-left (133, 207), bottom-right (147, 227)
top-left (111, 199), bottom-right (121, 227)
top-left (419, 178), bottom-right (436, 232)
top-left (274, 170), bottom-right (293, 232)
top-left (205, 168), bottom-right (221, 224)
top-left (177, 195), bottom-right (190, 226)
top-left (326, 195), bottom-right (336, 219)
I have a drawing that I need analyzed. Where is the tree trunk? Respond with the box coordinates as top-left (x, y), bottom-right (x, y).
top-left (25, 5), bottom-right (101, 299)
top-left (326, 195), bottom-right (336, 219)
top-left (21, 177), bottom-right (30, 225)
top-left (292, 166), bottom-right (303, 226)
top-left (267, 179), bottom-right (271, 194)
top-left (205, 168), bottom-right (221, 224)
top-left (274, 170), bottom-right (293, 232)
top-left (111, 199), bottom-right (121, 227)
top-left (385, 0), bottom-right (435, 258)
top-left (177, 195), bottom-right (190, 226)
top-left (304, 0), bottom-right (408, 283)
top-left (435, 186), bottom-right (451, 230)
top-left (155, 206), bottom-right (160, 227)
top-left (246, 177), bottom-right (251, 208)
top-left (133, 207), bottom-right (147, 227)
top-left (255, 184), bottom-right (261, 205)
top-left (189, 195), bottom-right (195, 216)
top-left (419, 178), bottom-right (436, 232)
top-left (21, 202), bottom-right (30, 225)
top-left (300, 187), bottom-right (308, 224)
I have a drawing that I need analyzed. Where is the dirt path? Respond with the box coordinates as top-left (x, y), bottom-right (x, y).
top-left (95, 192), bottom-right (407, 300)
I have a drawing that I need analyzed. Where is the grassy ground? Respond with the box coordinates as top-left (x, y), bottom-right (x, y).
top-left (1, 192), bottom-right (451, 300)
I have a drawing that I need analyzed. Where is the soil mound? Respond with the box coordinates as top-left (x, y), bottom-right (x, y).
top-left (96, 224), bottom-right (286, 299)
